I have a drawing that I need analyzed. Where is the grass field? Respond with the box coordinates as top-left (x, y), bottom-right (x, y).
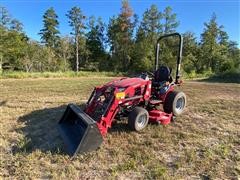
top-left (0, 77), bottom-right (240, 179)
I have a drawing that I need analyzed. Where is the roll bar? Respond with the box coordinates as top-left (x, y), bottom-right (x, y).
top-left (155, 33), bottom-right (183, 83)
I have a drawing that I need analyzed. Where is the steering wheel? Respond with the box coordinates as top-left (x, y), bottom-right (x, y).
top-left (139, 71), bottom-right (154, 80)
top-left (146, 71), bottom-right (154, 77)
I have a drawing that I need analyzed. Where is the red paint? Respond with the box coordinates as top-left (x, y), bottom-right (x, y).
top-left (84, 76), bottom-right (176, 136)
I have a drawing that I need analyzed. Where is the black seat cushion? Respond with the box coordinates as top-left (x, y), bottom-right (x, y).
top-left (154, 66), bottom-right (172, 83)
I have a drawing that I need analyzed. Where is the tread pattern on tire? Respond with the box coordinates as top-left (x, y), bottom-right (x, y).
top-left (128, 107), bottom-right (149, 131)
top-left (163, 91), bottom-right (186, 116)
top-left (164, 91), bottom-right (178, 113)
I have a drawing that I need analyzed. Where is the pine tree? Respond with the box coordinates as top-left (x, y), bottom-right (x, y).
top-left (134, 5), bottom-right (180, 72)
top-left (201, 13), bottom-right (223, 72)
top-left (86, 16), bottom-right (106, 69)
top-left (140, 4), bottom-right (162, 41)
top-left (227, 41), bottom-right (240, 70)
top-left (10, 19), bottom-right (23, 32)
top-left (157, 6), bottom-right (179, 69)
top-left (133, 4), bottom-right (163, 72)
top-left (0, 6), bottom-right (11, 70)
top-left (66, 7), bottom-right (86, 72)
top-left (162, 6), bottom-right (179, 34)
top-left (0, 6), bottom-right (11, 28)
top-left (182, 32), bottom-right (201, 73)
top-left (58, 36), bottom-right (73, 71)
top-left (119, 0), bottom-right (135, 71)
top-left (107, 0), bottom-right (135, 71)
top-left (39, 7), bottom-right (60, 49)
top-left (0, 6), bottom-right (28, 71)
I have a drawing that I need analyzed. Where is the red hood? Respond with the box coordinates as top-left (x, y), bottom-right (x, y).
top-left (107, 77), bottom-right (147, 88)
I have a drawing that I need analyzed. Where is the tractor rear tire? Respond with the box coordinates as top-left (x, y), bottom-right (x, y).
top-left (128, 107), bottom-right (149, 131)
top-left (163, 91), bottom-right (186, 116)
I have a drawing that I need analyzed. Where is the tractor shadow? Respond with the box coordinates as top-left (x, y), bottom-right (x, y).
top-left (14, 104), bottom-right (130, 155)
top-left (109, 119), bottom-right (132, 134)
top-left (15, 104), bottom-right (75, 155)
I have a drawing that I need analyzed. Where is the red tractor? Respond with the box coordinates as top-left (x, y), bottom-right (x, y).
top-left (58, 33), bottom-right (186, 157)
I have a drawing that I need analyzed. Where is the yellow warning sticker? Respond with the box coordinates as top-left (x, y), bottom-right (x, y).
top-left (116, 92), bottom-right (125, 99)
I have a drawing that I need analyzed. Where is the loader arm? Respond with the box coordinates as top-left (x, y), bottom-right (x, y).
top-left (58, 78), bottom-right (152, 156)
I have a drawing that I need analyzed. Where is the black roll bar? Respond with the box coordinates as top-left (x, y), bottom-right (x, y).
top-left (155, 33), bottom-right (183, 83)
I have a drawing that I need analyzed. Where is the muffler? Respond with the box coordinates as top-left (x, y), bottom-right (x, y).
top-left (58, 104), bottom-right (103, 157)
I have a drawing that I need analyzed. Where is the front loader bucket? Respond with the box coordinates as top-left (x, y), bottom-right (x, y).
top-left (58, 104), bottom-right (103, 157)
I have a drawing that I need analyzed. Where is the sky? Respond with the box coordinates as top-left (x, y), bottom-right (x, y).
top-left (1, 0), bottom-right (240, 45)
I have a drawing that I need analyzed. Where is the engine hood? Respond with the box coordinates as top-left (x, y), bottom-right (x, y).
top-left (108, 77), bottom-right (147, 88)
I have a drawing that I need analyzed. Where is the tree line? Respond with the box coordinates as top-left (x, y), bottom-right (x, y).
top-left (0, 1), bottom-right (239, 75)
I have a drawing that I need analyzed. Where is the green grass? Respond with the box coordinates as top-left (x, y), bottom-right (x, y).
top-left (183, 70), bottom-right (214, 80)
top-left (0, 71), bottom-right (124, 79)
top-left (0, 77), bottom-right (240, 179)
top-left (202, 69), bottom-right (240, 83)
top-left (2, 70), bottom-right (239, 84)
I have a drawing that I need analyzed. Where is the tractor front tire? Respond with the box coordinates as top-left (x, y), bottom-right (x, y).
top-left (164, 91), bottom-right (186, 116)
top-left (128, 107), bottom-right (149, 131)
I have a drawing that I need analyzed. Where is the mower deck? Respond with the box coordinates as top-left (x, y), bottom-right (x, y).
top-left (149, 110), bottom-right (172, 125)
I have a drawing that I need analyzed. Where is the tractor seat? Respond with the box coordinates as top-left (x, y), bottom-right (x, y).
top-left (153, 66), bottom-right (173, 84)
top-left (152, 66), bottom-right (173, 95)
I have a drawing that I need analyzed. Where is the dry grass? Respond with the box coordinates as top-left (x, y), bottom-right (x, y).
top-left (0, 77), bottom-right (239, 179)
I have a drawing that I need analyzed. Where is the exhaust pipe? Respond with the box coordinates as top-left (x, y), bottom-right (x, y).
top-left (58, 104), bottom-right (103, 157)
